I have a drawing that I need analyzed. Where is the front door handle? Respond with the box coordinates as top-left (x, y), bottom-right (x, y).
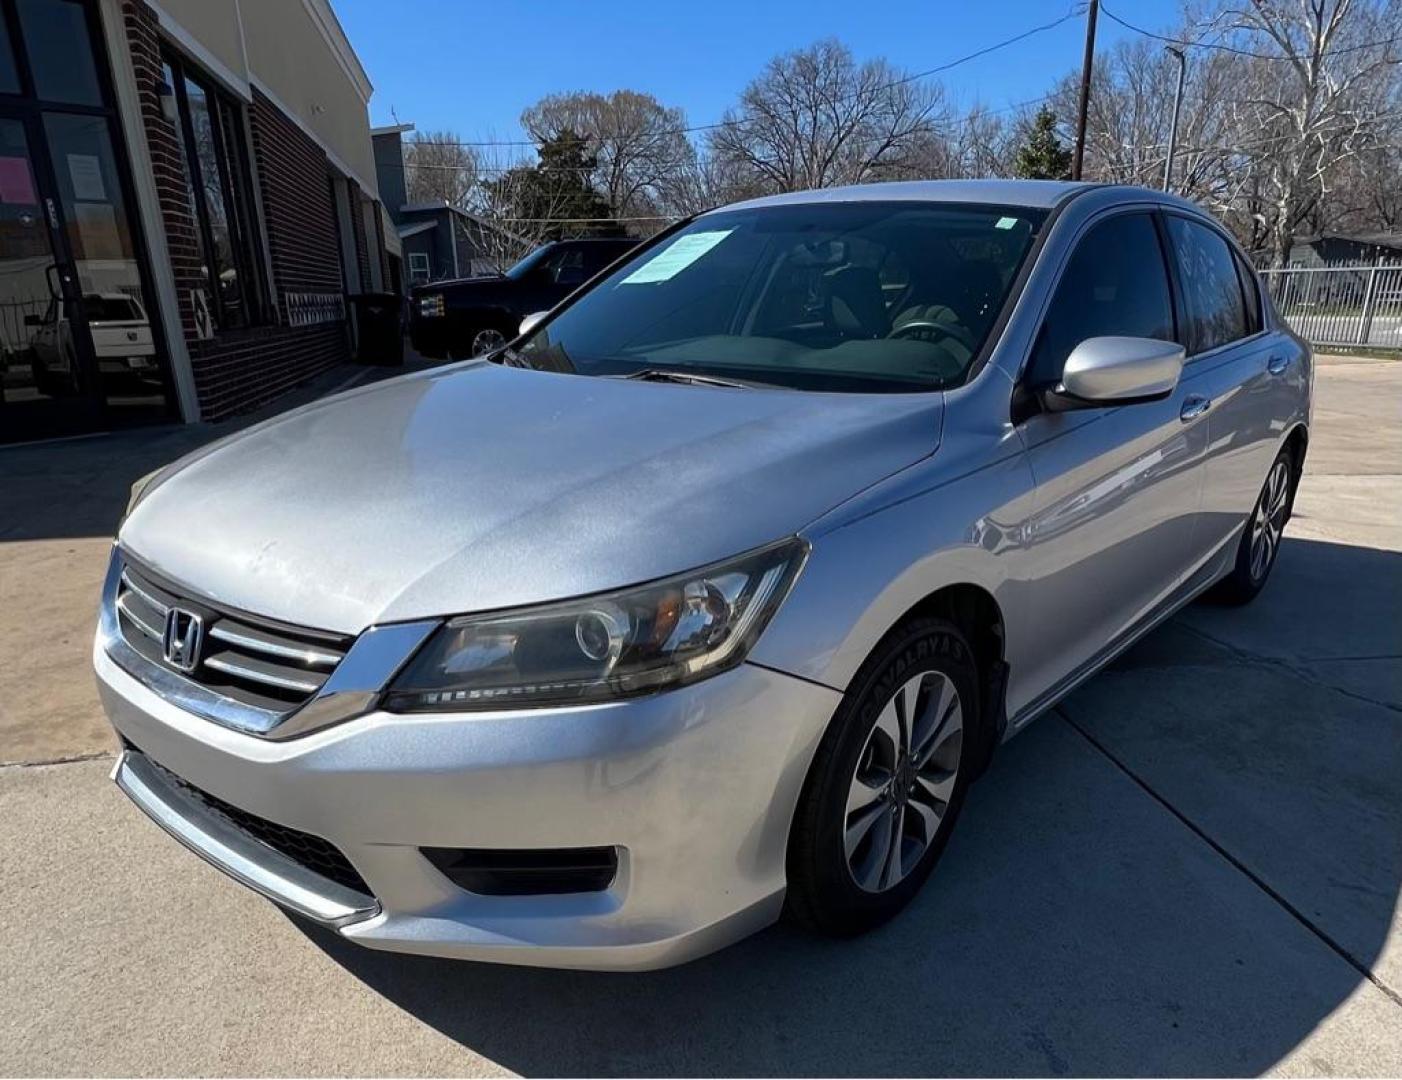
top-left (1267, 354), bottom-right (1291, 375)
top-left (1180, 394), bottom-right (1211, 421)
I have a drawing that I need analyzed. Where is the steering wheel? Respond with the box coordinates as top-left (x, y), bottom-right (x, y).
top-left (887, 319), bottom-right (976, 351)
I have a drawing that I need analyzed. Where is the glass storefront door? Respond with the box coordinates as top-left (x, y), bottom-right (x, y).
top-left (0, 109), bottom-right (102, 437)
top-left (0, 0), bottom-right (173, 443)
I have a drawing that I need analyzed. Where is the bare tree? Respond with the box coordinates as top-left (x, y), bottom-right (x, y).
top-left (1048, 36), bottom-right (1240, 201)
top-left (1041, 0), bottom-right (1399, 258)
top-left (953, 104), bottom-right (1018, 177)
top-left (1206, 0), bottom-right (1401, 264)
top-left (1324, 142), bottom-right (1402, 233)
top-left (403, 130), bottom-right (479, 208)
top-left (521, 91), bottom-right (697, 222)
top-left (707, 39), bottom-right (944, 193)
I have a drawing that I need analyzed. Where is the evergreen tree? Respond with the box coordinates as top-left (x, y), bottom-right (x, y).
top-left (1013, 107), bottom-right (1072, 181)
top-left (485, 131), bottom-right (623, 239)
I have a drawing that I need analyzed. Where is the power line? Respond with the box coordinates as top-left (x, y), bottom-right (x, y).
top-left (1101, 3), bottom-right (1402, 60)
top-left (392, 9), bottom-right (1083, 150)
top-left (393, 92), bottom-right (1064, 174)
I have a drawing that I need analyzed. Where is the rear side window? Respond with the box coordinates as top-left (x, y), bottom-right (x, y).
top-left (582, 243), bottom-right (626, 274)
top-left (1165, 216), bottom-right (1247, 354)
top-left (1234, 251), bottom-right (1263, 334)
top-left (1027, 213), bottom-right (1175, 387)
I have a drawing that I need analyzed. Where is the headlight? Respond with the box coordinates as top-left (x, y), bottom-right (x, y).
top-left (385, 538), bottom-right (808, 711)
top-left (418, 294), bottom-right (444, 318)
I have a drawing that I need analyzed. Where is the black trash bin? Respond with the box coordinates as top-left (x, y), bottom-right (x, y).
top-left (349, 292), bottom-right (404, 366)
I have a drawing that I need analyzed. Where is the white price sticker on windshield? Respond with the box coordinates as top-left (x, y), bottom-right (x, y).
top-left (620, 230), bottom-right (733, 284)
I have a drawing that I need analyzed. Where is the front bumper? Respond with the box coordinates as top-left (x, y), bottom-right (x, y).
top-left (95, 640), bottom-right (838, 970)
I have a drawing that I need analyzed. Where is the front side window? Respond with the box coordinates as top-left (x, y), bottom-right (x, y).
top-left (518, 202), bottom-right (1045, 393)
top-left (163, 52), bottom-right (265, 329)
top-left (1027, 213), bottom-right (1175, 388)
top-left (1166, 216), bottom-right (1247, 354)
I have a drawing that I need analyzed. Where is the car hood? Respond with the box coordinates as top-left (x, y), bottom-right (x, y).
top-left (121, 362), bottom-right (943, 634)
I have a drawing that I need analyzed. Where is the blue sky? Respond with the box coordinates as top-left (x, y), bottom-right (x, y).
top-left (334, 0), bottom-right (1182, 145)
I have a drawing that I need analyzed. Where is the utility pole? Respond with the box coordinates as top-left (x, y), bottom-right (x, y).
top-left (1072, 0), bottom-right (1100, 181)
top-left (1162, 46), bottom-right (1186, 192)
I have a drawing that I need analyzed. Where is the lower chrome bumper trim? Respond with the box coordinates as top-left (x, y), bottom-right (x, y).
top-left (112, 750), bottom-right (380, 927)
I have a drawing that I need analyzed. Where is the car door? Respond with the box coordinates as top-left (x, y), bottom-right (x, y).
top-left (1161, 214), bottom-right (1301, 570)
top-left (1014, 210), bottom-right (1213, 702)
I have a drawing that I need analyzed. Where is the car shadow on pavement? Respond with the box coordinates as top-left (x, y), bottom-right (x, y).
top-left (297, 535), bottom-right (1401, 1077)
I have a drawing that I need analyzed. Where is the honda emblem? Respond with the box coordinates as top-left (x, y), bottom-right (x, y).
top-left (162, 607), bottom-right (204, 673)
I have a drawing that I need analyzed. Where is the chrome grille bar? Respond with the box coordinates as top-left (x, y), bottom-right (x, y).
top-left (204, 654), bottom-right (325, 695)
top-left (120, 571), bottom-right (169, 617)
top-left (206, 622), bottom-right (342, 667)
top-left (115, 592), bottom-right (163, 641)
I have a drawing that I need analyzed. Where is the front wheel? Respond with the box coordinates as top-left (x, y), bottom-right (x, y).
top-left (469, 327), bottom-right (508, 357)
top-left (786, 617), bottom-right (979, 936)
top-left (1209, 447), bottom-right (1295, 605)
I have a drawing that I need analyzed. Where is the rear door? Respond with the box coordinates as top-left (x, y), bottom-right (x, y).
top-left (1014, 210), bottom-right (1213, 701)
top-left (1160, 215), bottom-right (1296, 574)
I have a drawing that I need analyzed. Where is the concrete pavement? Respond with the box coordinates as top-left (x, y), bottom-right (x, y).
top-left (1, 356), bottom-right (1399, 1075)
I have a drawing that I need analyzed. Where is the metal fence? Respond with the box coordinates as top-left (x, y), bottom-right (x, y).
top-left (1260, 263), bottom-right (1402, 351)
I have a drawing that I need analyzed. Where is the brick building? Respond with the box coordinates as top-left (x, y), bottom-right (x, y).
top-left (0, 0), bottom-right (394, 442)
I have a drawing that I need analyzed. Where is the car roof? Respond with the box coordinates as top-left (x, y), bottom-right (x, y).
top-left (706, 179), bottom-right (1090, 215)
top-left (722, 177), bottom-right (1243, 216)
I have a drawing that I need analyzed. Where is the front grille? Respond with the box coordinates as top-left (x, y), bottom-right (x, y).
top-left (134, 744), bottom-right (372, 898)
top-left (115, 561), bottom-right (351, 712)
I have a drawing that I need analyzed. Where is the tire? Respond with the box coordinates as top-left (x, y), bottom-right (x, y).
top-left (1209, 446), bottom-right (1296, 606)
top-left (786, 616), bottom-right (980, 936)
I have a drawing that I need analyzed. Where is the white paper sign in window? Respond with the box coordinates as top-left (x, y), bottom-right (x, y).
top-left (620, 230), bottom-right (733, 284)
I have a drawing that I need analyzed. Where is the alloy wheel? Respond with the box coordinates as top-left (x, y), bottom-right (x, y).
top-left (1249, 459), bottom-right (1290, 582)
top-left (471, 328), bottom-right (507, 357)
top-left (844, 671), bottom-right (963, 893)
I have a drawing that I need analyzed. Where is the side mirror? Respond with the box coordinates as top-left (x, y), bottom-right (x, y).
top-left (519, 311), bottom-right (548, 337)
top-left (1045, 336), bottom-right (1185, 411)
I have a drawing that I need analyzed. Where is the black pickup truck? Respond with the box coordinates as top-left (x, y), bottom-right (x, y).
top-left (409, 237), bottom-right (639, 359)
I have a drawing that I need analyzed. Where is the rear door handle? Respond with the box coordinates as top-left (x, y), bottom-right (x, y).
top-left (1180, 395), bottom-right (1211, 421)
top-left (1267, 354), bottom-right (1291, 375)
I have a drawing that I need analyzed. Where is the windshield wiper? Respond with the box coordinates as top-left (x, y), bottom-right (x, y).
top-left (617, 368), bottom-right (761, 389)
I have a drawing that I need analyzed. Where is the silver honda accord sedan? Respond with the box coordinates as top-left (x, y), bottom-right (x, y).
top-left (97, 180), bottom-right (1311, 970)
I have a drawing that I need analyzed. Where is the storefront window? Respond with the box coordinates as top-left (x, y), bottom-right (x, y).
top-left (162, 51), bottom-right (266, 330)
top-left (0, 15), bottom-right (20, 94)
top-left (16, 0), bottom-right (101, 106)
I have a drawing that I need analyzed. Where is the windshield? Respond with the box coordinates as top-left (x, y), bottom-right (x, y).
top-left (504, 245), bottom-right (553, 280)
top-left (84, 295), bottom-right (143, 322)
top-left (516, 202), bottom-right (1045, 393)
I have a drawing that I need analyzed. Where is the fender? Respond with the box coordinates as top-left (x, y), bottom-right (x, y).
top-left (751, 368), bottom-right (1041, 717)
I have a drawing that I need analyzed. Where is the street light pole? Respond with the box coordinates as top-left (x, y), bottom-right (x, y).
top-left (1072, 0), bottom-right (1100, 181)
top-left (1162, 46), bottom-right (1186, 192)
